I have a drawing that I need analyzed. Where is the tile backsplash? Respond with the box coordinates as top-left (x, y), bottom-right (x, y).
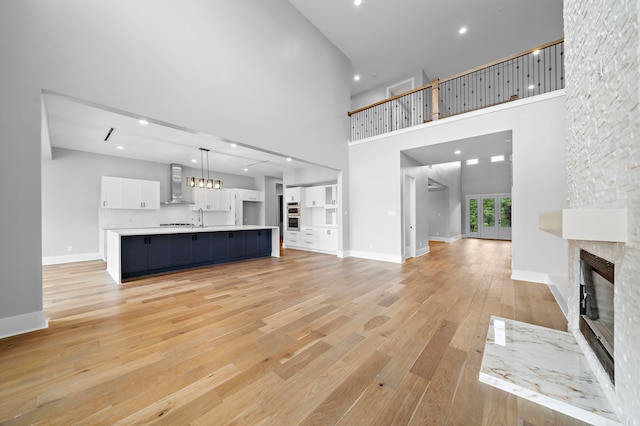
top-left (99, 204), bottom-right (232, 229)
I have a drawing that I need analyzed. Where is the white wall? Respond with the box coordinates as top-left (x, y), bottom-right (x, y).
top-left (428, 161), bottom-right (462, 240)
top-left (350, 69), bottom-right (430, 112)
top-left (461, 156), bottom-right (512, 195)
top-left (0, 0), bottom-right (350, 337)
top-left (427, 189), bottom-right (447, 239)
top-left (348, 92), bottom-right (567, 286)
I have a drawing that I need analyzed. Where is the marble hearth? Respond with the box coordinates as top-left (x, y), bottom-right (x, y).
top-left (479, 316), bottom-right (619, 425)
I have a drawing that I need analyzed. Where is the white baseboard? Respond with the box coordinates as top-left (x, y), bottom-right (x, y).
top-left (429, 235), bottom-right (462, 243)
top-left (416, 246), bottom-right (430, 257)
top-left (548, 274), bottom-right (569, 319)
top-left (349, 250), bottom-right (403, 264)
top-left (42, 252), bottom-right (103, 266)
top-left (511, 269), bottom-right (549, 284)
top-left (0, 311), bottom-right (48, 339)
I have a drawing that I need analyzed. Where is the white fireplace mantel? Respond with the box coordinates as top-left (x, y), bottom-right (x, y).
top-left (539, 209), bottom-right (627, 242)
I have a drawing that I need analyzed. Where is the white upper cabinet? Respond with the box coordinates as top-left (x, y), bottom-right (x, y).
top-left (101, 176), bottom-right (160, 210)
top-left (324, 184), bottom-right (338, 206)
top-left (305, 186), bottom-right (324, 208)
top-left (194, 188), bottom-right (232, 211)
top-left (123, 178), bottom-right (160, 209)
top-left (285, 187), bottom-right (303, 203)
top-left (101, 176), bottom-right (124, 209)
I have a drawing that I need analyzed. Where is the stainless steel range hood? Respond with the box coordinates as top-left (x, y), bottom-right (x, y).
top-left (162, 164), bottom-right (193, 205)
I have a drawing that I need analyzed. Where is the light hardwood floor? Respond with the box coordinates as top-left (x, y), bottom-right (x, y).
top-left (0, 239), bottom-right (588, 425)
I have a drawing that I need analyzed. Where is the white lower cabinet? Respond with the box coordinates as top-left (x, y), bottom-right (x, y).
top-left (286, 226), bottom-right (337, 253)
top-left (286, 231), bottom-right (300, 247)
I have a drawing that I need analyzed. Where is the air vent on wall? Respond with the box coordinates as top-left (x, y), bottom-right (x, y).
top-left (104, 127), bottom-right (117, 141)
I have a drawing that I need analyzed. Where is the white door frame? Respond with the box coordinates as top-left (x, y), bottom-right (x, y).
top-left (403, 173), bottom-right (416, 261)
top-left (466, 193), bottom-right (511, 240)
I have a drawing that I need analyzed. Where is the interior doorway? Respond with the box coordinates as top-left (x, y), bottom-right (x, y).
top-left (403, 174), bottom-right (416, 260)
top-left (466, 193), bottom-right (511, 240)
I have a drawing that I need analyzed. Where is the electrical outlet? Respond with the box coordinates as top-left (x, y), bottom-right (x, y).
top-left (67, 246), bottom-right (73, 252)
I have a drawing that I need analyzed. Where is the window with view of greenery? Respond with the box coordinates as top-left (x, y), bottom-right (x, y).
top-left (483, 198), bottom-right (495, 227)
top-left (470, 199), bottom-right (478, 233)
top-left (500, 197), bottom-right (512, 228)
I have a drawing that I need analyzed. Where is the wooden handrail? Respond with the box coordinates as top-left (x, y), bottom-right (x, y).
top-left (439, 38), bottom-right (564, 84)
top-left (347, 38), bottom-right (564, 116)
top-left (348, 83), bottom-right (433, 116)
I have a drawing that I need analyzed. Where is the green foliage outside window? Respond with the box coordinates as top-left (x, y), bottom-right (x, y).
top-left (483, 198), bottom-right (495, 227)
top-left (500, 197), bottom-right (512, 228)
top-left (470, 199), bottom-right (478, 232)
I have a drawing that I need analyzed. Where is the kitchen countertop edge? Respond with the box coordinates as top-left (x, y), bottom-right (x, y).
top-left (108, 225), bottom-right (279, 237)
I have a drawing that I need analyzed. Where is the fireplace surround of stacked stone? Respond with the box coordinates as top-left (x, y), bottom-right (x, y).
top-left (579, 249), bottom-right (614, 385)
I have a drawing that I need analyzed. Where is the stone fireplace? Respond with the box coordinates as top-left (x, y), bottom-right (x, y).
top-left (579, 249), bottom-right (614, 384)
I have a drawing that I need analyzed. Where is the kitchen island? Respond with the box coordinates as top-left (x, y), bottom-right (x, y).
top-left (106, 225), bottom-right (279, 284)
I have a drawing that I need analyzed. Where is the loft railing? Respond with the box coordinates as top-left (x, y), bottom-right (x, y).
top-left (349, 39), bottom-right (564, 142)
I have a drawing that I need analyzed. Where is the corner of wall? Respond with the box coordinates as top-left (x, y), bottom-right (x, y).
top-left (0, 311), bottom-right (48, 340)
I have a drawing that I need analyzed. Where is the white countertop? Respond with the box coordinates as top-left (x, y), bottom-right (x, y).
top-left (107, 225), bottom-right (279, 236)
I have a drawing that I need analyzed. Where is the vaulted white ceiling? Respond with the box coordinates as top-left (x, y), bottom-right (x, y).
top-left (44, 2), bottom-right (562, 173)
top-left (288, 0), bottom-right (564, 96)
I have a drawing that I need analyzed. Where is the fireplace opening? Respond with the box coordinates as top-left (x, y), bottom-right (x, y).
top-left (579, 249), bottom-right (614, 384)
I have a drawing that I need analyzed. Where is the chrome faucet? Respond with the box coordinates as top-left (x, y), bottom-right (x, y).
top-left (198, 208), bottom-right (204, 228)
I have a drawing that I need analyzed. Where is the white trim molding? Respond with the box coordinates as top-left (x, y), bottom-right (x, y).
top-left (349, 250), bottom-right (403, 264)
top-left (548, 274), bottom-right (569, 319)
top-left (511, 270), bottom-right (549, 284)
top-left (429, 235), bottom-right (462, 243)
top-left (416, 246), bottom-right (430, 257)
top-left (0, 311), bottom-right (48, 339)
top-left (42, 252), bottom-right (103, 266)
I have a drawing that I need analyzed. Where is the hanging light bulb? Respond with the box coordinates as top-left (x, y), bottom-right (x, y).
top-left (188, 177), bottom-right (196, 188)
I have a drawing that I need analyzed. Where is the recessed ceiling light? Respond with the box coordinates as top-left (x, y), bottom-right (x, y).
top-left (286, 157), bottom-right (292, 162)
top-left (116, 145), bottom-right (124, 150)
top-left (244, 168), bottom-right (248, 172)
top-left (191, 159), bottom-right (197, 163)
top-left (459, 27), bottom-right (467, 34)
top-left (454, 150), bottom-right (461, 155)
top-left (491, 155), bottom-right (505, 162)
top-left (354, 0), bottom-right (362, 5)
top-left (354, 75), bottom-right (360, 81)
top-left (532, 49), bottom-right (540, 55)
top-left (230, 143), bottom-right (237, 148)
top-left (528, 84), bottom-right (535, 90)
top-left (466, 158), bottom-right (478, 165)
top-left (138, 119), bottom-right (148, 126)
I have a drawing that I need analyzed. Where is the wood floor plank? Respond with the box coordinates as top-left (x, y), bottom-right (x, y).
top-left (0, 239), bottom-right (590, 425)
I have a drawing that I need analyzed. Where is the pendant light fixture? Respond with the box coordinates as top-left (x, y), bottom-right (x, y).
top-left (188, 148), bottom-right (223, 190)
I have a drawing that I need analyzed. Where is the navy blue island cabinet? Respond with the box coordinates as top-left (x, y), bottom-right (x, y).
top-left (121, 235), bottom-right (172, 277)
top-left (120, 229), bottom-right (272, 280)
